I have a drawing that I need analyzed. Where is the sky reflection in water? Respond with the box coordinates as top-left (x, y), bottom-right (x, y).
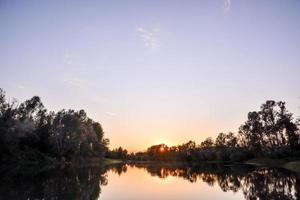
top-left (0, 163), bottom-right (299, 200)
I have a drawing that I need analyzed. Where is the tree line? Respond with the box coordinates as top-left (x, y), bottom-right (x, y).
top-left (0, 88), bottom-right (109, 165)
top-left (1, 87), bottom-right (299, 164)
top-left (109, 100), bottom-right (300, 162)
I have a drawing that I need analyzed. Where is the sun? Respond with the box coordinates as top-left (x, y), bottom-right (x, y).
top-left (159, 146), bottom-right (165, 152)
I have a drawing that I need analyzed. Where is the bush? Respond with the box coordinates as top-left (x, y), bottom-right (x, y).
top-left (216, 151), bottom-right (229, 161)
top-left (229, 150), bottom-right (253, 162)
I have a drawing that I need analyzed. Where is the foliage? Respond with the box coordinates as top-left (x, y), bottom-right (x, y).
top-left (1, 87), bottom-right (299, 164)
top-left (125, 100), bottom-right (300, 162)
top-left (0, 88), bottom-right (109, 164)
top-left (106, 147), bottom-right (128, 160)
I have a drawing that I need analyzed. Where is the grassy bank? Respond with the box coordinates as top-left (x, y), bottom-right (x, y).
top-left (245, 158), bottom-right (300, 173)
top-left (103, 158), bottom-right (123, 165)
top-left (0, 157), bottom-right (120, 177)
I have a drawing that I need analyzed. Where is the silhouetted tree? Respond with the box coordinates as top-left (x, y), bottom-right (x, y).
top-left (239, 100), bottom-right (299, 156)
top-left (106, 147), bottom-right (128, 160)
top-left (200, 137), bottom-right (214, 149)
top-left (0, 88), bottom-right (109, 165)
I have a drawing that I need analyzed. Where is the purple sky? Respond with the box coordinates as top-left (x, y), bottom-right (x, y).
top-left (1, 0), bottom-right (300, 151)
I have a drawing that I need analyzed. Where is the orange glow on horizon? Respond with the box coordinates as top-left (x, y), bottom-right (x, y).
top-left (106, 119), bottom-right (225, 153)
top-left (159, 146), bottom-right (165, 152)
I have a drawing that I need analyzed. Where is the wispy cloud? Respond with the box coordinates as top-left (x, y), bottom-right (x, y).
top-left (105, 111), bottom-right (117, 117)
top-left (136, 27), bottom-right (160, 48)
top-left (63, 77), bottom-right (86, 89)
top-left (224, 0), bottom-right (231, 12)
top-left (17, 85), bottom-right (25, 89)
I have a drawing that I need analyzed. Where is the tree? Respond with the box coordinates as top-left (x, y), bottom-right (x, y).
top-left (106, 146), bottom-right (128, 160)
top-left (0, 88), bottom-right (109, 163)
top-left (239, 111), bottom-right (263, 152)
top-left (215, 133), bottom-right (227, 149)
top-left (215, 132), bottom-right (238, 149)
top-left (239, 100), bottom-right (300, 153)
top-left (225, 132), bottom-right (238, 148)
top-left (200, 137), bottom-right (214, 149)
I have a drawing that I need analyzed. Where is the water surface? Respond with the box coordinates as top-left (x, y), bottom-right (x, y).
top-left (0, 163), bottom-right (299, 200)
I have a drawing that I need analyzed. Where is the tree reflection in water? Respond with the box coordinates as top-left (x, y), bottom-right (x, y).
top-left (0, 163), bottom-right (299, 200)
top-left (0, 166), bottom-right (108, 200)
top-left (129, 163), bottom-right (300, 200)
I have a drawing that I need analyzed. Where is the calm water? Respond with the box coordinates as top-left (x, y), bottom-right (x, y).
top-left (0, 163), bottom-right (299, 200)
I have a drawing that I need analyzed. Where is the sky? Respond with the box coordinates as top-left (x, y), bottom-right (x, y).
top-left (0, 0), bottom-right (300, 152)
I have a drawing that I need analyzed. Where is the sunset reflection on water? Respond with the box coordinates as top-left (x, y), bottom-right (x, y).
top-left (100, 164), bottom-right (244, 200)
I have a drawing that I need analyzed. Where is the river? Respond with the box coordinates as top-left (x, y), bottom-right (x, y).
top-left (0, 163), bottom-right (299, 199)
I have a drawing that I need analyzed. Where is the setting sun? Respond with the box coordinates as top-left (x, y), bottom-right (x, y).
top-left (159, 147), bottom-right (165, 153)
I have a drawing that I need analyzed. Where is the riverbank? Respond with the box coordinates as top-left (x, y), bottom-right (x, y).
top-left (103, 158), bottom-right (123, 165)
top-left (124, 158), bottom-right (300, 173)
top-left (245, 158), bottom-right (300, 173)
top-left (2, 157), bottom-right (300, 178)
top-left (0, 157), bottom-right (118, 176)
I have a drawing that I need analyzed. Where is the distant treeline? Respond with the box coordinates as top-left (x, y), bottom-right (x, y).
top-left (0, 88), bottom-right (109, 165)
top-left (1, 87), bottom-right (300, 165)
top-left (109, 100), bottom-right (300, 162)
